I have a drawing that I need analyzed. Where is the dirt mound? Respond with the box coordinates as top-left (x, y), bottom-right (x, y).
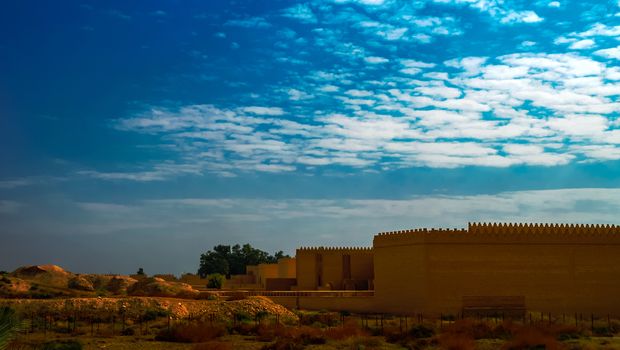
top-left (106, 276), bottom-right (137, 294)
top-left (5, 265), bottom-right (200, 298)
top-left (127, 277), bottom-right (198, 298)
top-left (0, 276), bottom-right (31, 296)
top-left (0, 296), bottom-right (298, 322)
top-left (11, 265), bottom-right (73, 288)
top-left (68, 276), bottom-right (95, 291)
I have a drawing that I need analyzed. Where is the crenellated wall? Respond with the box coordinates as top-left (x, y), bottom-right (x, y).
top-left (373, 223), bottom-right (620, 315)
top-left (296, 247), bottom-right (373, 291)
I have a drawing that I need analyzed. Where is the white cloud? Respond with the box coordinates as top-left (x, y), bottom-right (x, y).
top-left (501, 10), bottom-right (543, 24)
top-left (364, 56), bottom-right (389, 64)
top-left (281, 4), bottom-right (317, 23)
top-left (319, 85), bottom-right (340, 92)
top-left (225, 17), bottom-right (271, 28)
top-left (548, 1), bottom-right (560, 8)
top-left (241, 106), bottom-right (285, 115)
top-left (594, 47), bottom-right (620, 60)
top-left (569, 39), bottom-right (595, 50)
top-left (346, 89), bottom-right (374, 97)
top-left (377, 27), bottom-right (408, 40)
top-left (110, 47), bottom-right (620, 176)
top-left (433, 0), bottom-right (543, 24)
top-left (287, 89), bottom-right (314, 101)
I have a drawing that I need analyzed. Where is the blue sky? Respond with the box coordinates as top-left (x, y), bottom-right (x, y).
top-left (2, 0), bottom-right (620, 275)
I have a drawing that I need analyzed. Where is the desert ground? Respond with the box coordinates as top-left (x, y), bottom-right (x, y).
top-left (3, 265), bottom-right (620, 350)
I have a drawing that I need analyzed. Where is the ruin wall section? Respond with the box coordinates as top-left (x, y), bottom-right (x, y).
top-left (373, 223), bottom-right (620, 315)
top-left (295, 247), bottom-right (373, 290)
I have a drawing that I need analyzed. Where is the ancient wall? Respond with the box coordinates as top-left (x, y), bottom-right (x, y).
top-left (265, 278), bottom-right (297, 291)
top-left (269, 295), bottom-right (376, 313)
top-left (256, 263), bottom-right (279, 288)
top-left (295, 247), bottom-right (373, 290)
top-left (277, 258), bottom-right (296, 278)
top-left (373, 223), bottom-right (620, 315)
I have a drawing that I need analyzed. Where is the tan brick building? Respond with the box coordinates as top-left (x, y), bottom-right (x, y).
top-left (290, 223), bottom-right (620, 315)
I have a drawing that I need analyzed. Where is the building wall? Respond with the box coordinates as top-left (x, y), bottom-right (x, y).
top-left (295, 247), bottom-right (373, 290)
top-left (373, 223), bottom-right (620, 315)
top-left (256, 263), bottom-right (279, 288)
top-left (277, 258), bottom-right (296, 278)
top-left (269, 296), bottom-right (376, 313)
top-left (265, 278), bottom-right (297, 291)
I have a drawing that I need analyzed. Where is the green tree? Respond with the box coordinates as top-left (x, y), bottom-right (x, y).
top-left (136, 268), bottom-right (145, 276)
top-left (198, 245), bottom-right (230, 277)
top-left (206, 273), bottom-right (225, 289)
top-left (198, 243), bottom-right (291, 277)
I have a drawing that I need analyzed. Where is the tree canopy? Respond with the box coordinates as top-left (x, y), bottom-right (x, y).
top-left (198, 244), bottom-right (289, 278)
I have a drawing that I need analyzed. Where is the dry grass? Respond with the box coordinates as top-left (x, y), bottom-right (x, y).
top-left (502, 327), bottom-right (563, 350)
top-left (192, 341), bottom-right (233, 350)
top-left (155, 322), bottom-right (226, 343)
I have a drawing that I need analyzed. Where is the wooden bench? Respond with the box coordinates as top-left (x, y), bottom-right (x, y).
top-left (462, 296), bottom-right (526, 317)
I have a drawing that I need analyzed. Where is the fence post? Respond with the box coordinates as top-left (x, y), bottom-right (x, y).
top-left (608, 314), bottom-right (611, 330)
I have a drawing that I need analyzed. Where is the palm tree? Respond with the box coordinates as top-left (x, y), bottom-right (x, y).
top-left (0, 307), bottom-right (21, 350)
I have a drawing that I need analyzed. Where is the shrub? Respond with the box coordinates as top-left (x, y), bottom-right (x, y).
top-left (196, 292), bottom-right (219, 300)
top-left (41, 340), bottom-right (83, 350)
top-left (343, 336), bottom-right (382, 349)
top-left (206, 274), bottom-right (225, 289)
top-left (121, 327), bottom-right (135, 336)
top-left (0, 307), bottom-right (21, 349)
top-left (438, 333), bottom-right (476, 350)
top-left (143, 308), bottom-right (168, 321)
top-left (443, 319), bottom-right (496, 340)
top-left (192, 341), bottom-right (233, 350)
top-left (261, 338), bottom-right (304, 350)
top-left (233, 311), bottom-right (252, 323)
top-left (324, 320), bottom-right (369, 340)
top-left (502, 327), bottom-right (562, 350)
top-left (155, 322), bottom-right (227, 342)
top-left (409, 324), bottom-right (435, 338)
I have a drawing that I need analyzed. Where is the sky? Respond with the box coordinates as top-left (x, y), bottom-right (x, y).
top-left (1, 0), bottom-right (620, 275)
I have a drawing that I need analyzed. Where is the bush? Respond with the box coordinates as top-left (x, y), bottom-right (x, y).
top-left (207, 274), bottom-right (225, 289)
top-left (233, 311), bottom-right (252, 323)
top-left (324, 320), bottom-right (368, 340)
top-left (438, 333), bottom-right (476, 350)
top-left (193, 342), bottom-right (233, 350)
top-left (142, 308), bottom-right (169, 321)
top-left (121, 327), bottom-right (135, 336)
top-left (502, 327), bottom-right (562, 350)
top-left (409, 324), bottom-right (435, 338)
top-left (261, 338), bottom-right (304, 350)
top-left (155, 322), bottom-right (227, 342)
top-left (0, 307), bottom-right (21, 349)
top-left (41, 340), bottom-right (83, 350)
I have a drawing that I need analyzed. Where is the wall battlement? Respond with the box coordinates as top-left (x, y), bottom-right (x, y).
top-left (297, 246), bottom-right (373, 252)
top-left (373, 222), bottom-right (620, 247)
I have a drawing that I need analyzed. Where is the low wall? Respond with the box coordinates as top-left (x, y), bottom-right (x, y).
top-left (265, 278), bottom-right (297, 291)
top-left (268, 295), bottom-right (376, 313)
